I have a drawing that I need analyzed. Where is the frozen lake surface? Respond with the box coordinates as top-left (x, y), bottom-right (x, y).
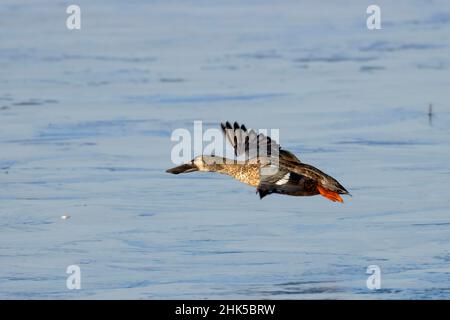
top-left (1, 0), bottom-right (450, 299)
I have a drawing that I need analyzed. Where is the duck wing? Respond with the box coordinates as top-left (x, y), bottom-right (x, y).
top-left (279, 149), bottom-right (301, 163)
top-left (220, 121), bottom-right (280, 161)
top-left (257, 166), bottom-right (317, 199)
top-left (279, 160), bottom-right (349, 195)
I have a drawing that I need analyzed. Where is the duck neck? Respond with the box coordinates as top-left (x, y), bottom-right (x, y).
top-left (202, 157), bottom-right (236, 173)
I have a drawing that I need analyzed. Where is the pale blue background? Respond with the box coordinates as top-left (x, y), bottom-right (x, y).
top-left (1, 0), bottom-right (450, 299)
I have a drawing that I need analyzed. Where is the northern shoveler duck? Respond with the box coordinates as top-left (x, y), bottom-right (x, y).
top-left (166, 121), bottom-right (350, 203)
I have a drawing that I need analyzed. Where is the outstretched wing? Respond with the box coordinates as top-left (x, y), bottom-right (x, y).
top-left (220, 121), bottom-right (280, 160)
top-left (220, 121), bottom-right (313, 199)
top-left (279, 149), bottom-right (301, 164)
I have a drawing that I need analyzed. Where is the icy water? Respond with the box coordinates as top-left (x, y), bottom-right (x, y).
top-left (1, 0), bottom-right (450, 299)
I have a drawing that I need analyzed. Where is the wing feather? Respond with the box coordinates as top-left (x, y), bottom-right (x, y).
top-left (220, 121), bottom-right (281, 160)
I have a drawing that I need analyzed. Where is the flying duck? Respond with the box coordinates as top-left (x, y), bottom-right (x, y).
top-left (166, 121), bottom-right (350, 203)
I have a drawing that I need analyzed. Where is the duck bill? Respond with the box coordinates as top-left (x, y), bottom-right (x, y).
top-left (166, 163), bottom-right (198, 174)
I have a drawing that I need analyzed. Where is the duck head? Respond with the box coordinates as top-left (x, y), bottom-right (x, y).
top-left (166, 156), bottom-right (223, 174)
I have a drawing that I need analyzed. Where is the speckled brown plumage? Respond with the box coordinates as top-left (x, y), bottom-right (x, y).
top-left (215, 163), bottom-right (261, 187)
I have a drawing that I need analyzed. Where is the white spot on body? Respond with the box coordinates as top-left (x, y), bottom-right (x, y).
top-left (275, 173), bottom-right (290, 185)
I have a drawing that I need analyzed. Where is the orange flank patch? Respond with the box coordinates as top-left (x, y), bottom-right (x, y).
top-left (317, 185), bottom-right (343, 203)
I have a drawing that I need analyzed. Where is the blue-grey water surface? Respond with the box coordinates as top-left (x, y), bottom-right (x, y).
top-left (1, 0), bottom-right (450, 299)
